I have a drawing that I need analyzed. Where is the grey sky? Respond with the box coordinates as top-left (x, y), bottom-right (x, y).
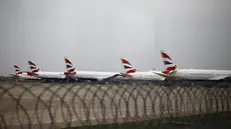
top-left (0, 0), bottom-right (231, 75)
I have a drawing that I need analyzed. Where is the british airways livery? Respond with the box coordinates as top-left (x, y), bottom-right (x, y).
top-left (64, 58), bottom-right (121, 82)
top-left (120, 58), bottom-right (164, 81)
top-left (153, 51), bottom-right (231, 81)
top-left (28, 61), bottom-right (66, 82)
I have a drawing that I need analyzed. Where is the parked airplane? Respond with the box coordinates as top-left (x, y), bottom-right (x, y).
top-left (120, 58), bottom-right (165, 81)
top-left (28, 61), bottom-right (67, 82)
top-left (11, 64), bottom-right (39, 80)
top-left (153, 51), bottom-right (231, 81)
top-left (64, 58), bottom-right (121, 82)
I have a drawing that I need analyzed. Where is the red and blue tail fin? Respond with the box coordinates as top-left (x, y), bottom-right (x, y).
top-left (160, 51), bottom-right (177, 74)
top-left (121, 58), bottom-right (137, 74)
top-left (64, 58), bottom-right (76, 76)
top-left (14, 65), bottom-right (23, 75)
top-left (28, 61), bottom-right (40, 73)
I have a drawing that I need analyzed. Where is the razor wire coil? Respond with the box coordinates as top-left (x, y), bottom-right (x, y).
top-left (0, 81), bottom-right (230, 129)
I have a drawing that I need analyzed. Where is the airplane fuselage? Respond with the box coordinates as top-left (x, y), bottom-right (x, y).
top-left (69, 71), bottom-right (121, 81)
top-left (18, 73), bottom-right (40, 80)
top-left (168, 69), bottom-right (231, 80)
top-left (125, 71), bottom-right (165, 81)
top-left (32, 71), bottom-right (66, 79)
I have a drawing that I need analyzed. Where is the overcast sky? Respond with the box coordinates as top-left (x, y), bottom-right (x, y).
top-left (0, 0), bottom-right (231, 75)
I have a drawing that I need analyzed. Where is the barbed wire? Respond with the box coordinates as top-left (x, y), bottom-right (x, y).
top-left (0, 81), bottom-right (230, 129)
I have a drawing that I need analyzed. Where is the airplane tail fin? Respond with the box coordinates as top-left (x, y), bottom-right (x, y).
top-left (64, 58), bottom-right (76, 76)
top-left (121, 58), bottom-right (137, 74)
top-left (28, 61), bottom-right (40, 73)
top-left (14, 65), bottom-right (23, 75)
top-left (160, 51), bottom-right (177, 74)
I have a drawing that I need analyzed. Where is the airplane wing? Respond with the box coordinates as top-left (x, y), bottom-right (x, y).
top-left (9, 74), bottom-right (22, 78)
top-left (100, 73), bottom-right (121, 81)
top-left (30, 72), bottom-right (39, 75)
top-left (152, 70), bottom-right (178, 80)
top-left (152, 71), bottom-right (170, 78)
top-left (120, 72), bottom-right (133, 78)
top-left (9, 74), bottom-right (23, 81)
top-left (209, 75), bottom-right (231, 81)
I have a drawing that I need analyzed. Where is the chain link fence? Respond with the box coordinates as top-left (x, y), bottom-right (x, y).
top-left (0, 81), bottom-right (230, 129)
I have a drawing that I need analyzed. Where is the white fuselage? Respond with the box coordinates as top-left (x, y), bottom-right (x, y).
top-left (18, 73), bottom-right (40, 80)
top-left (33, 71), bottom-right (66, 79)
top-left (69, 71), bottom-right (120, 81)
top-left (168, 69), bottom-right (231, 80)
top-left (126, 71), bottom-right (165, 81)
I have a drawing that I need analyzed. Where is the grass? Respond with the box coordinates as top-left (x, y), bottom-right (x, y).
top-left (63, 112), bottom-right (231, 129)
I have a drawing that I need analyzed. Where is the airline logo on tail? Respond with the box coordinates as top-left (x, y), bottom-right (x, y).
top-left (14, 65), bottom-right (23, 75)
top-left (64, 58), bottom-right (76, 76)
top-left (160, 51), bottom-right (177, 74)
top-left (28, 61), bottom-right (40, 73)
top-left (121, 58), bottom-right (137, 74)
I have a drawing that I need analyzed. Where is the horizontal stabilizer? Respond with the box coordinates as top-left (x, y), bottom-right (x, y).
top-left (152, 71), bottom-right (170, 78)
top-left (103, 73), bottom-right (121, 80)
top-left (120, 72), bottom-right (133, 78)
top-left (9, 74), bottom-right (18, 78)
top-left (31, 72), bottom-right (39, 76)
top-left (209, 76), bottom-right (231, 81)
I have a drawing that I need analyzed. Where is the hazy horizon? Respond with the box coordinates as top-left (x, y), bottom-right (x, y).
top-left (0, 0), bottom-right (231, 76)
